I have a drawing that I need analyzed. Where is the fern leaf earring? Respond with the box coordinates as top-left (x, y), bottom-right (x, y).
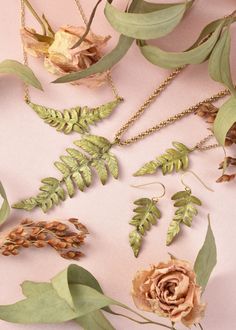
top-left (166, 171), bottom-right (213, 246)
top-left (129, 182), bottom-right (165, 258)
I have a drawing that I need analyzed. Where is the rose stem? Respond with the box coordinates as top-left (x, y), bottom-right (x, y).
top-left (23, 0), bottom-right (46, 35)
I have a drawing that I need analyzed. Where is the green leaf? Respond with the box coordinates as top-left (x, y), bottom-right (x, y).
top-left (105, 1), bottom-right (187, 40)
top-left (0, 60), bottom-right (42, 90)
top-left (134, 141), bottom-right (191, 176)
top-left (139, 0), bottom-right (194, 13)
top-left (27, 98), bottom-right (122, 135)
top-left (129, 198), bottom-right (161, 257)
top-left (213, 96), bottom-right (236, 145)
top-left (166, 189), bottom-right (202, 245)
top-left (209, 26), bottom-right (236, 97)
top-left (0, 287), bottom-right (78, 323)
top-left (0, 181), bottom-right (10, 225)
top-left (194, 217), bottom-right (217, 292)
top-left (139, 22), bottom-right (223, 68)
top-left (21, 281), bottom-right (53, 298)
top-left (75, 309), bottom-right (115, 330)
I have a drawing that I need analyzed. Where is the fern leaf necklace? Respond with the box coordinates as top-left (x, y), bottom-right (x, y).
top-left (15, 0), bottom-right (231, 213)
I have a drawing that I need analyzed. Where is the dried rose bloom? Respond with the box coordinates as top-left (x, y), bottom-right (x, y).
top-left (0, 218), bottom-right (88, 260)
top-left (132, 259), bottom-right (205, 327)
top-left (21, 25), bottom-right (110, 87)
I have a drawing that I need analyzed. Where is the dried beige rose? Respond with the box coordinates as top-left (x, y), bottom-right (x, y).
top-left (21, 25), bottom-right (110, 88)
top-left (132, 259), bottom-right (205, 327)
top-left (21, 27), bottom-right (52, 57)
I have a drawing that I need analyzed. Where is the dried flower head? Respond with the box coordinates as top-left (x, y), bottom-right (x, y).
top-left (0, 218), bottom-right (88, 260)
top-left (21, 25), bottom-right (110, 88)
top-left (132, 259), bottom-right (205, 327)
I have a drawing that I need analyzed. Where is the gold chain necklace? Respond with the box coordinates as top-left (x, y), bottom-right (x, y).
top-left (15, 0), bottom-right (231, 213)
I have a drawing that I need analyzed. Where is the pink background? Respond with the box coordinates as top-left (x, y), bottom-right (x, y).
top-left (0, 1), bottom-right (236, 329)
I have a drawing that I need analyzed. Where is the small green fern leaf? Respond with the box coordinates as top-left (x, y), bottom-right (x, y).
top-left (134, 142), bottom-right (192, 176)
top-left (166, 190), bottom-right (202, 245)
top-left (129, 198), bottom-right (161, 257)
top-left (13, 177), bottom-right (66, 213)
top-left (27, 98), bottom-right (122, 134)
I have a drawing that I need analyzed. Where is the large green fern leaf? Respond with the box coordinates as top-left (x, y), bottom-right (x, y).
top-left (13, 135), bottom-right (119, 212)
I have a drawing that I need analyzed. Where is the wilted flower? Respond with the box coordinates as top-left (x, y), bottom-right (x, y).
top-left (21, 25), bottom-right (110, 87)
top-left (132, 259), bottom-right (205, 327)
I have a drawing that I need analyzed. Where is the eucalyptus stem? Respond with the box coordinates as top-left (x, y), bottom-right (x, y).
top-left (115, 304), bottom-right (178, 330)
top-left (23, 0), bottom-right (46, 35)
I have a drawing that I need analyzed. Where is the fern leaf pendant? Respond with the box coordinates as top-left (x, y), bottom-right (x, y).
top-left (27, 98), bottom-right (123, 135)
top-left (166, 189), bottom-right (202, 245)
top-left (12, 135), bottom-right (119, 213)
top-left (129, 198), bottom-right (161, 257)
top-left (134, 141), bottom-right (193, 176)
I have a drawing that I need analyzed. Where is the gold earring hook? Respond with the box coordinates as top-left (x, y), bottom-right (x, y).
top-left (180, 170), bottom-right (214, 192)
top-left (131, 181), bottom-right (166, 200)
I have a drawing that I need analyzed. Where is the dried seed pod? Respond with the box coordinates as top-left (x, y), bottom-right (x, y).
top-left (0, 218), bottom-right (88, 260)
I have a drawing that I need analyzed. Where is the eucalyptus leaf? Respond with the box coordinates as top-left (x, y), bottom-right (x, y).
top-left (0, 60), bottom-right (42, 90)
top-left (0, 287), bottom-right (78, 323)
top-left (0, 181), bottom-right (10, 225)
top-left (213, 96), bottom-right (236, 145)
top-left (105, 1), bottom-right (187, 40)
top-left (139, 23), bottom-right (223, 68)
top-left (75, 309), bottom-right (115, 330)
top-left (194, 217), bottom-right (217, 292)
top-left (139, 0), bottom-right (194, 13)
top-left (209, 26), bottom-right (236, 97)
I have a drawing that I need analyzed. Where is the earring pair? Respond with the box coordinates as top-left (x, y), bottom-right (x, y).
top-left (129, 171), bottom-right (213, 257)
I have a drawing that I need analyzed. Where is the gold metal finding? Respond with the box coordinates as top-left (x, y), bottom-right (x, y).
top-left (180, 170), bottom-right (214, 192)
top-left (131, 181), bottom-right (166, 202)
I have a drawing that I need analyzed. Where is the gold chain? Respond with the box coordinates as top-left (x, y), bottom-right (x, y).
top-left (21, 0), bottom-right (231, 151)
top-left (21, 0), bottom-right (30, 102)
top-left (114, 85), bottom-right (230, 146)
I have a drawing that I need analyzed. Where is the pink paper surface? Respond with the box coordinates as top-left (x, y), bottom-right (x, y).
top-left (0, 1), bottom-right (236, 329)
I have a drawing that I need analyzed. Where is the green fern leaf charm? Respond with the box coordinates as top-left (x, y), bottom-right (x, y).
top-left (13, 135), bottom-right (119, 212)
top-left (13, 177), bottom-right (66, 213)
top-left (166, 190), bottom-right (202, 245)
top-left (27, 98), bottom-right (122, 134)
top-left (134, 142), bottom-right (192, 176)
top-left (129, 198), bottom-right (161, 257)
